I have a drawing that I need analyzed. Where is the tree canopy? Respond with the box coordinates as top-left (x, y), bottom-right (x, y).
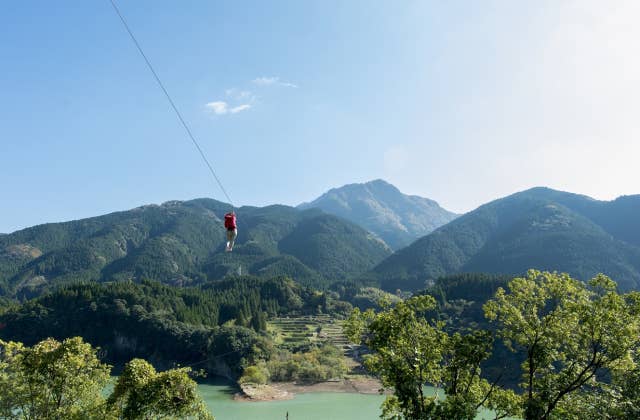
top-left (0, 337), bottom-right (110, 419)
top-left (0, 337), bottom-right (213, 420)
top-left (345, 296), bottom-right (519, 420)
top-left (108, 358), bottom-right (213, 420)
top-left (348, 270), bottom-right (640, 419)
top-left (484, 270), bottom-right (640, 420)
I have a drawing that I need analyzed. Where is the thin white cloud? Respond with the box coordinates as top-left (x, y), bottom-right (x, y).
top-left (252, 76), bottom-right (278, 86)
top-left (230, 104), bottom-right (251, 114)
top-left (205, 101), bottom-right (228, 115)
top-left (205, 101), bottom-right (251, 115)
top-left (252, 76), bottom-right (298, 88)
top-left (205, 76), bottom-right (295, 117)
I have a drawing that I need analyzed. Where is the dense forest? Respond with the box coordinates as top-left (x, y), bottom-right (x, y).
top-left (0, 276), bottom-right (354, 377)
top-left (0, 272), bottom-right (511, 378)
top-left (0, 271), bottom-right (566, 389)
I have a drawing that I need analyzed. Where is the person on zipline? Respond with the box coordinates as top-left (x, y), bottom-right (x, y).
top-left (224, 211), bottom-right (237, 252)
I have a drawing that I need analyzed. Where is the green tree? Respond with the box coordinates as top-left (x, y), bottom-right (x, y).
top-left (437, 330), bottom-right (521, 420)
top-left (239, 364), bottom-right (269, 385)
top-left (107, 358), bottom-right (213, 420)
top-left (484, 270), bottom-right (640, 420)
top-left (611, 363), bottom-right (640, 418)
top-left (593, 290), bottom-right (640, 419)
top-left (1, 337), bottom-right (215, 420)
top-left (0, 337), bottom-right (111, 419)
top-left (265, 344), bottom-right (347, 383)
top-left (345, 296), bottom-right (518, 419)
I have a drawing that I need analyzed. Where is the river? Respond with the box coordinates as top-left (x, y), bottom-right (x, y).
top-left (199, 379), bottom-right (513, 420)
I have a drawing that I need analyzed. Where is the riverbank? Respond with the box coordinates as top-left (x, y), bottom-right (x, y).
top-left (235, 376), bottom-right (386, 402)
top-left (236, 383), bottom-right (294, 401)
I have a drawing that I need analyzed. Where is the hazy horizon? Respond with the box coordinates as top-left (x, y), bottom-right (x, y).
top-left (3, 179), bottom-right (637, 234)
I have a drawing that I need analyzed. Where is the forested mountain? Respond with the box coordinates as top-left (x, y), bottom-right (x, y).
top-left (0, 199), bottom-right (391, 298)
top-left (299, 179), bottom-right (458, 250)
top-left (372, 187), bottom-right (640, 291)
top-left (4, 186), bottom-right (640, 299)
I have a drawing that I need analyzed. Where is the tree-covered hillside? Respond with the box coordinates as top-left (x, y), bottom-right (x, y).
top-left (372, 188), bottom-right (640, 291)
top-left (0, 199), bottom-right (391, 298)
top-left (299, 179), bottom-right (458, 250)
top-left (519, 187), bottom-right (640, 247)
top-left (0, 276), bottom-right (347, 376)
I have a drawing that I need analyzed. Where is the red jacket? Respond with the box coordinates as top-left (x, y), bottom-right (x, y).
top-left (224, 213), bottom-right (237, 230)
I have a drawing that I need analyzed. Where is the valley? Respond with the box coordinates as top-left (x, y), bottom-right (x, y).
top-left (1, 182), bottom-right (640, 419)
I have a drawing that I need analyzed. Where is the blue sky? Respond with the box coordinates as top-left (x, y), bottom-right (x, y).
top-left (2, 1), bottom-right (640, 233)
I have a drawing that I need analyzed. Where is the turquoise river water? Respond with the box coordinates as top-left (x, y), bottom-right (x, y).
top-left (198, 379), bottom-right (510, 420)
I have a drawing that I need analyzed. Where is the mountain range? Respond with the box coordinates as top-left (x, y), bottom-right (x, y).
top-left (0, 198), bottom-right (390, 298)
top-left (372, 187), bottom-right (640, 291)
top-left (299, 179), bottom-right (458, 249)
top-left (2, 182), bottom-right (640, 298)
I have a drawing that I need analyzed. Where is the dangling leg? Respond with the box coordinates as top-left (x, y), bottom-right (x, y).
top-left (229, 228), bottom-right (237, 252)
top-left (226, 230), bottom-right (233, 252)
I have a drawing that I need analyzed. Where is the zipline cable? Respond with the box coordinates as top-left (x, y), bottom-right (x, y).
top-left (176, 348), bottom-right (245, 370)
top-left (108, 0), bottom-right (235, 208)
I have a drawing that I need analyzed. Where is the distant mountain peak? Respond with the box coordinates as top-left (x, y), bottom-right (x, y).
top-left (364, 178), bottom-right (397, 188)
top-left (299, 180), bottom-right (458, 250)
top-left (315, 179), bottom-right (400, 198)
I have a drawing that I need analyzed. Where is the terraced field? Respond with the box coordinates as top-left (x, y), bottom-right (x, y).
top-left (268, 315), bottom-right (352, 352)
top-left (268, 315), bottom-right (370, 378)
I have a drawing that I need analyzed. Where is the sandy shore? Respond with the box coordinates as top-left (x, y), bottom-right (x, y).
top-left (235, 383), bottom-right (294, 401)
top-left (234, 377), bottom-right (387, 402)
